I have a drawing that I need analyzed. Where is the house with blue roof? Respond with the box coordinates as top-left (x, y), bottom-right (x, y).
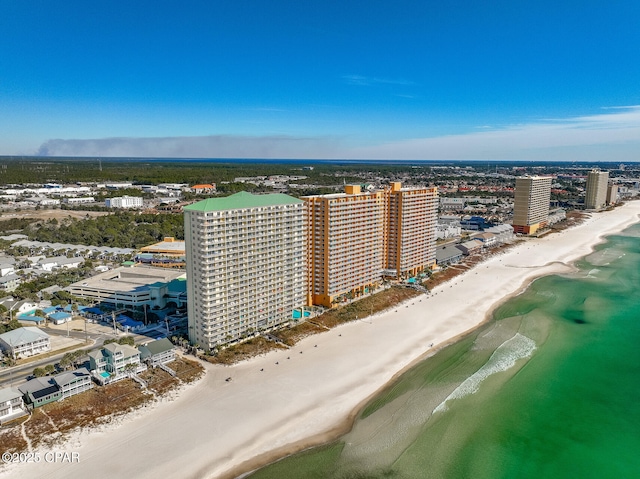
top-left (48, 311), bottom-right (72, 325)
top-left (117, 316), bottom-right (145, 332)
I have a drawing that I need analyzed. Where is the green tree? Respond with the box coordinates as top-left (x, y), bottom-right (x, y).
top-left (118, 336), bottom-right (135, 346)
top-left (44, 364), bottom-right (55, 375)
top-left (33, 367), bottom-right (46, 377)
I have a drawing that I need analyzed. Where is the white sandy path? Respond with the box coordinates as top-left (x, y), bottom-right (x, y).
top-left (4, 202), bottom-right (640, 479)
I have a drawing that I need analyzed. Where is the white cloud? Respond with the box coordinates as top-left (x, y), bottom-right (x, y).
top-left (342, 75), bottom-right (416, 86)
top-left (349, 106), bottom-right (640, 161)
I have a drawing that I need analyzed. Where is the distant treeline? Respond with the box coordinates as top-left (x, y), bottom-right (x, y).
top-left (0, 158), bottom-right (425, 186)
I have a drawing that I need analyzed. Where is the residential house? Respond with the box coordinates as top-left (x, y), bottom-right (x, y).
top-left (37, 256), bottom-right (84, 272)
top-left (16, 314), bottom-right (46, 326)
top-left (0, 274), bottom-right (20, 292)
top-left (435, 245), bottom-right (464, 266)
top-left (0, 296), bottom-right (37, 318)
top-left (0, 257), bottom-right (16, 277)
top-left (40, 285), bottom-right (63, 298)
top-left (456, 239), bottom-right (484, 256)
top-left (138, 338), bottom-right (175, 367)
top-left (0, 327), bottom-right (51, 359)
top-left (472, 232), bottom-right (498, 249)
top-left (89, 343), bottom-right (146, 383)
top-left (53, 368), bottom-right (94, 399)
top-left (18, 377), bottom-right (62, 408)
top-left (485, 224), bottom-right (516, 244)
top-left (0, 387), bottom-right (28, 424)
top-left (48, 311), bottom-right (72, 325)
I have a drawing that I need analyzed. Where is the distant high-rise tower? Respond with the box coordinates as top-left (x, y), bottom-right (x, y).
top-left (184, 192), bottom-right (307, 351)
top-left (512, 176), bottom-right (553, 235)
top-left (606, 182), bottom-right (618, 206)
top-left (585, 169), bottom-right (609, 210)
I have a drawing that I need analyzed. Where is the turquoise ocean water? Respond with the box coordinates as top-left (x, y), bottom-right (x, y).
top-left (248, 224), bottom-right (640, 479)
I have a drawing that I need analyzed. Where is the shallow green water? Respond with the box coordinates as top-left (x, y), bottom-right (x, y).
top-left (248, 225), bottom-right (640, 479)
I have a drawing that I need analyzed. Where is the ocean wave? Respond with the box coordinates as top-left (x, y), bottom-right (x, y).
top-left (433, 333), bottom-right (536, 413)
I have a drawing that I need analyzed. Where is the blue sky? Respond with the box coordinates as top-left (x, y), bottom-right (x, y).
top-left (1, 1), bottom-right (639, 160)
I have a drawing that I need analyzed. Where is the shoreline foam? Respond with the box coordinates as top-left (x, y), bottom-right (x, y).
top-left (3, 202), bottom-right (639, 479)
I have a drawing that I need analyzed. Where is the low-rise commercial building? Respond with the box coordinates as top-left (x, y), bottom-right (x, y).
top-left (67, 265), bottom-right (186, 311)
top-left (105, 196), bottom-right (144, 209)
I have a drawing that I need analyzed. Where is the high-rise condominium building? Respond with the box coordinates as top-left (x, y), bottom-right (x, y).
top-left (606, 182), bottom-right (618, 206)
top-left (386, 182), bottom-right (438, 278)
top-left (303, 185), bottom-right (386, 307)
top-left (303, 183), bottom-right (438, 307)
top-left (184, 192), bottom-right (307, 351)
top-left (585, 169), bottom-right (609, 210)
top-left (512, 176), bottom-right (553, 235)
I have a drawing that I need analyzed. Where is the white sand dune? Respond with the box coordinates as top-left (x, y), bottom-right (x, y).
top-left (4, 202), bottom-right (640, 479)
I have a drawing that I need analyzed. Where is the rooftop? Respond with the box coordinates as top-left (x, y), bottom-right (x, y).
top-left (53, 368), bottom-right (91, 387)
top-left (104, 342), bottom-right (140, 357)
top-left (18, 377), bottom-right (58, 399)
top-left (140, 239), bottom-right (186, 255)
top-left (184, 191), bottom-right (302, 212)
top-left (0, 386), bottom-right (22, 403)
top-left (68, 265), bottom-right (185, 294)
top-left (139, 338), bottom-right (174, 358)
top-left (0, 327), bottom-right (49, 347)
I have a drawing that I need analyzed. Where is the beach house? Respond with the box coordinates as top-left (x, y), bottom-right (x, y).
top-left (0, 327), bottom-right (51, 359)
top-left (138, 338), bottom-right (176, 367)
top-left (89, 343), bottom-right (146, 383)
top-left (0, 387), bottom-right (28, 424)
top-left (53, 368), bottom-right (94, 399)
top-left (19, 377), bottom-right (62, 408)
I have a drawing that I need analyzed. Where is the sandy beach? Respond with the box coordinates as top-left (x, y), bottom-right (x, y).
top-left (3, 202), bottom-right (640, 479)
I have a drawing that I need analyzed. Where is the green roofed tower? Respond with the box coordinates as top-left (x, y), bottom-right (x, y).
top-left (184, 192), bottom-right (307, 350)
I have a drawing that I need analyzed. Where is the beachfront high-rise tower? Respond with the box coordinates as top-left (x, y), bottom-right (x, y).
top-left (303, 182), bottom-right (438, 307)
top-left (386, 182), bottom-right (438, 278)
top-left (303, 185), bottom-right (386, 307)
top-left (184, 192), bottom-right (307, 351)
top-left (512, 176), bottom-right (553, 235)
top-left (606, 182), bottom-right (618, 206)
top-left (585, 169), bottom-right (609, 210)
